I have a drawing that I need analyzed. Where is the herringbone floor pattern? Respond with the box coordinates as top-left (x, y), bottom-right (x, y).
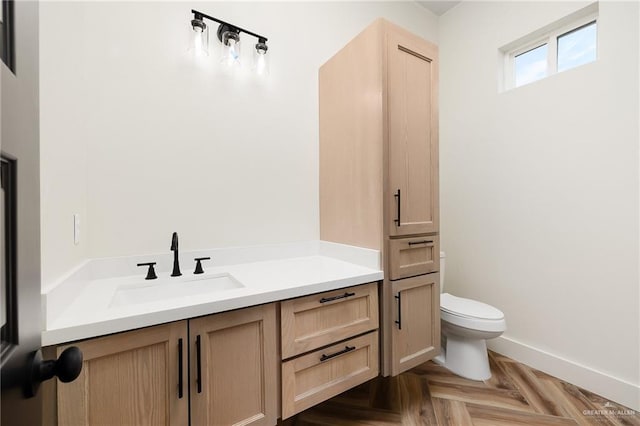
top-left (281, 351), bottom-right (640, 426)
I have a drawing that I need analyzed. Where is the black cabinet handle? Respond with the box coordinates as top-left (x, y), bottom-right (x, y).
top-left (320, 346), bottom-right (356, 362)
top-left (408, 240), bottom-right (433, 246)
top-left (395, 293), bottom-right (402, 330)
top-left (177, 338), bottom-right (184, 399)
top-left (320, 292), bottom-right (356, 304)
top-left (195, 335), bottom-right (202, 394)
top-left (394, 190), bottom-right (401, 226)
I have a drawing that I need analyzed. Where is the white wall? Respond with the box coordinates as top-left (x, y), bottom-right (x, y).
top-left (439, 1), bottom-right (639, 410)
top-left (40, 3), bottom-right (89, 289)
top-left (39, 2), bottom-right (438, 286)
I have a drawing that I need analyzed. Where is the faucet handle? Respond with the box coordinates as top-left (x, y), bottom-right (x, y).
top-left (137, 262), bottom-right (158, 280)
top-left (193, 257), bottom-right (211, 275)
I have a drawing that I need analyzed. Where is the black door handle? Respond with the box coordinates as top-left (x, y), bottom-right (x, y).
top-left (177, 338), bottom-right (184, 399)
top-left (395, 293), bottom-right (402, 330)
top-left (394, 190), bottom-right (401, 226)
top-left (195, 335), bottom-right (202, 394)
top-left (26, 346), bottom-right (83, 397)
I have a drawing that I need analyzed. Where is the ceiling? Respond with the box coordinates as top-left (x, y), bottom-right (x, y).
top-left (416, 1), bottom-right (462, 16)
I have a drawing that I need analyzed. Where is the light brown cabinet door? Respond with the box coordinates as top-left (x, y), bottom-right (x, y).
top-left (57, 321), bottom-right (189, 426)
top-left (387, 28), bottom-right (439, 237)
top-left (391, 274), bottom-right (440, 376)
top-left (190, 304), bottom-right (278, 426)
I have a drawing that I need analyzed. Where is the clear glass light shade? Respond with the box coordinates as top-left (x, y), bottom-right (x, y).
top-left (221, 31), bottom-right (241, 67)
top-left (189, 23), bottom-right (209, 56)
top-left (253, 44), bottom-right (269, 76)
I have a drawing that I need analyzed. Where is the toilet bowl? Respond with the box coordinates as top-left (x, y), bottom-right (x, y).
top-left (435, 253), bottom-right (506, 381)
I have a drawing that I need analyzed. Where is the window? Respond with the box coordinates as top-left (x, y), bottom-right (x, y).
top-left (500, 4), bottom-right (598, 90)
top-left (557, 21), bottom-right (597, 72)
top-left (514, 44), bottom-right (548, 87)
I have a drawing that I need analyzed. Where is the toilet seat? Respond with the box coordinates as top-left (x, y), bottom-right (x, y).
top-left (441, 293), bottom-right (504, 320)
top-left (440, 293), bottom-right (506, 333)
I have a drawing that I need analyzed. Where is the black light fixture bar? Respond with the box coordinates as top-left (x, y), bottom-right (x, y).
top-left (191, 9), bottom-right (268, 42)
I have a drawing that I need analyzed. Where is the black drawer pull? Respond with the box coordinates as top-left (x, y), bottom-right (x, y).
top-left (408, 240), bottom-right (433, 246)
top-left (320, 292), bottom-right (356, 304)
top-left (320, 345), bottom-right (356, 362)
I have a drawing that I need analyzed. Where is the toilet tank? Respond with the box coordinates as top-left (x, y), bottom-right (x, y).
top-left (440, 251), bottom-right (446, 293)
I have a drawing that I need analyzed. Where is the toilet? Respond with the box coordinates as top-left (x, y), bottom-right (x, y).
top-left (435, 252), bottom-right (506, 381)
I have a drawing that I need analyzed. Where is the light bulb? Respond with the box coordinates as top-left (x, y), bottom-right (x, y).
top-left (221, 30), bottom-right (241, 67)
top-left (228, 39), bottom-right (239, 61)
top-left (190, 18), bottom-right (208, 56)
top-left (253, 40), bottom-right (269, 76)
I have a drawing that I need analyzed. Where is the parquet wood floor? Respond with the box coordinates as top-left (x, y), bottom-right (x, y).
top-left (280, 351), bottom-right (640, 426)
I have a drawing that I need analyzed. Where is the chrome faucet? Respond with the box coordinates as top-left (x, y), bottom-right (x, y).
top-left (170, 232), bottom-right (181, 277)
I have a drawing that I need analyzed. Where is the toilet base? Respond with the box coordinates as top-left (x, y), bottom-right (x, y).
top-left (440, 334), bottom-right (491, 381)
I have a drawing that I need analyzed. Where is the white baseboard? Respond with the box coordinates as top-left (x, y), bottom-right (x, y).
top-left (488, 335), bottom-right (640, 412)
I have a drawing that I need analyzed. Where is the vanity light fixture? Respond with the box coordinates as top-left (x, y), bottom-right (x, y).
top-left (190, 9), bottom-right (269, 74)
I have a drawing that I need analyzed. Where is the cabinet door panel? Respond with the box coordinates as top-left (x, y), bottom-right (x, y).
top-left (391, 274), bottom-right (440, 375)
top-left (190, 304), bottom-right (277, 426)
top-left (387, 30), bottom-right (439, 236)
top-left (57, 321), bottom-right (188, 426)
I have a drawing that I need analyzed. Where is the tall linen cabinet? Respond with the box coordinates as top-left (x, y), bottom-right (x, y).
top-left (320, 18), bottom-right (440, 376)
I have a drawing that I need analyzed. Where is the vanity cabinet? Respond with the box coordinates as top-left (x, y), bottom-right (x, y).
top-left (319, 18), bottom-right (440, 376)
top-left (53, 304), bottom-right (277, 426)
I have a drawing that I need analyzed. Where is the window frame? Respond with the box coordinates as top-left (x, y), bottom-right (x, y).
top-left (503, 11), bottom-right (598, 90)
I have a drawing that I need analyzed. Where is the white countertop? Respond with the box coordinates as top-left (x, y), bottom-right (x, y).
top-left (42, 241), bottom-right (383, 346)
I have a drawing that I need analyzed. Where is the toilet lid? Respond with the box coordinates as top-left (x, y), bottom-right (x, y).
top-left (440, 293), bottom-right (504, 320)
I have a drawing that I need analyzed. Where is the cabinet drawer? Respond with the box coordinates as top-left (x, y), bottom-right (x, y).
top-left (389, 236), bottom-right (439, 280)
top-left (281, 331), bottom-right (379, 419)
top-left (281, 282), bottom-right (378, 359)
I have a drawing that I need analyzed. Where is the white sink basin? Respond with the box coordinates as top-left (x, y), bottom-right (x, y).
top-left (109, 273), bottom-right (244, 307)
